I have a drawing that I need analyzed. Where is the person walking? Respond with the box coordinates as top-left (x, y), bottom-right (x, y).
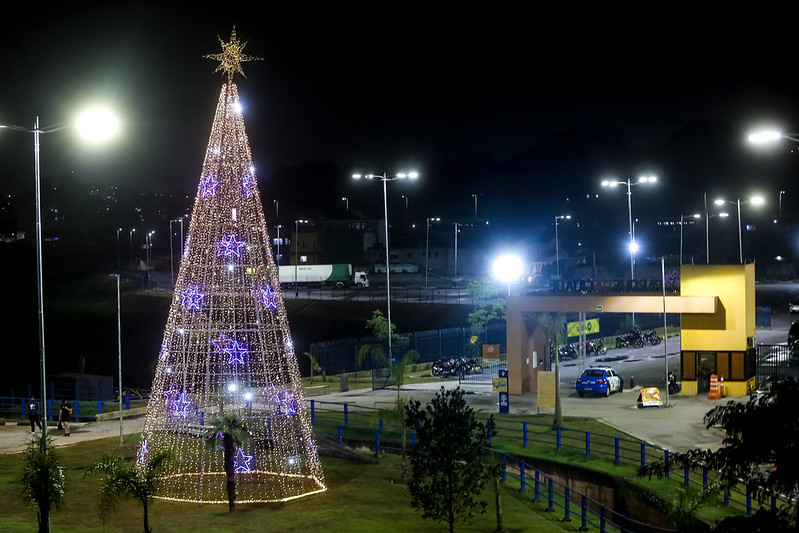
top-left (27, 396), bottom-right (42, 433)
top-left (58, 400), bottom-right (72, 437)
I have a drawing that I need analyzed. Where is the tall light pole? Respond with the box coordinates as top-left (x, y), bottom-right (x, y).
top-left (341, 197), bottom-right (349, 212)
top-left (472, 193), bottom-right (478, 221)
top-left (601, 176), bottom-right (656, 285)
top-left (353, 171), bottom-right (419, 361)
top-left (275, 224), bottom-right (282, 265)
top-left (129, 228), bottom-right (136, 268)
top-left (679, 213), bottom-right (701, 265)
top-left (602, 176), bottom-right (656, 329)
top-left (425, 217), bottom-right (440, 295)
top-left (109, 273), bottom-right (123, 445)
top-left (554, 215), bottom-right (571, 281)
top-left (116, 227), bottom-right (123, 271)
top-left (294, 219), bottom-right (308, 297)
top-left (714, 196), bottom-right (764, 263)
top-left (169, 219), bottom-right (183, 288)
top-left (1, 109), bottom-right (118, 454)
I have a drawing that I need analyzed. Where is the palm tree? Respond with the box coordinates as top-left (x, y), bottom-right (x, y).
top-left (204, 412), bottom-right (250, 512)
top-left (304, 351), bottom-right (321, 383)
top-left (84, 450), bottom-right (173, 533)
top-left (19, 433), bottom-right (65, 533)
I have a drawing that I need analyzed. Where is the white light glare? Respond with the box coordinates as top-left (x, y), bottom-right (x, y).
top-left (629, 241), bottom-right (639, 253)
top-left (748, 131), bottom-right (781, 143)
top-left (492, 254), bottom-right (523, 283)
top-left (76, 108), bottom-right (119, 142)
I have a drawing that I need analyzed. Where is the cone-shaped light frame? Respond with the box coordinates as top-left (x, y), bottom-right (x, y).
top-left (138, 82), bottom-right (325, 504)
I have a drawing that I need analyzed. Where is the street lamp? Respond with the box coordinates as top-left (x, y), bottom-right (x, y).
top-left (492, 254), bottom-right (523, 296)
top-left (352, 171), bottom-right (419, 361)
top-left (294, 219), bottom-right (309, 297)
top-left (116, 227), bottom-right (123, 270)
top-left (601, 176), bottom-right (656, 284)
top-left (0, 109), bottom-right (118, 449)
top-left (679, 213), bottom-right (701, 265)
top-left (109, 273), bottom-right (123, 446)
top-left (747, 131), bottom-right (799, 144)
top-left (129, 228), bottom-right (136, 268)
top-left (341, 197), bottom-right (349, 212)
top-left (425, 217), bottom-right (440, 295)
top-left (714, 196), bottom-right (765, 263)
top-left (554, 215), bottom-right (571, 281)
top-left (472, 193), bottom-right (479, 221)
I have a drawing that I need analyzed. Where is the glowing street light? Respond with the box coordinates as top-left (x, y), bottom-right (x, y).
top-left (0, 108), bottom-right (119, 453)
top-left (714, 196), bottom-right (764, 263)
top-left (601, 176), bottom-right (656, 284)
top-left (492, 254), bottom-right (523, 296)
top-left (352, 172), bottom-right (419, 361)
top-left (554, 215), bottom-right (571, 281)
top-left (425, 217), bottom-right (440, 295)
top-left (679, 213), bottom-right (701, 265)
top-left (747, 130), bottom-right (799, 144)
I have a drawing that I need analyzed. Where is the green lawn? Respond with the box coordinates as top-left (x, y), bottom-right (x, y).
top-left (1, 432), bottom-right (585, 533)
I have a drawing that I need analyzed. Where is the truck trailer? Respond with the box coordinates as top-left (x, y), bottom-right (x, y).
top-left (278, 264), bottom-right (369, 288)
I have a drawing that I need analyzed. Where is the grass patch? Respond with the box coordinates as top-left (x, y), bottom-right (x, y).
top-left (1, 432), bottom-right (582, 533)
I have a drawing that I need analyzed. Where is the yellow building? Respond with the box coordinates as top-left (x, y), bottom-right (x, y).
top-left (505, 264), bottom-right (756, 397)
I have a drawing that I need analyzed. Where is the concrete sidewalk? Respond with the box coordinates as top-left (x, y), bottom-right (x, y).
top-left (1, 382), bottom-right (735, 455)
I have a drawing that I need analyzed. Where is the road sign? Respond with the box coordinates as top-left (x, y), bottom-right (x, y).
top-left (483, 344), bottom-right (500, 359)
top-left (498, 369), bottom-right (509, 413)
top-left (492, 377), bottom-right (508, 391)
top-left (567, 318), bottom-right (600, 338)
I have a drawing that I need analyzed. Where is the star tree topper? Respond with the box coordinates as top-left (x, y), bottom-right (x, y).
top-left (204, 27), bottom-right (262, 83)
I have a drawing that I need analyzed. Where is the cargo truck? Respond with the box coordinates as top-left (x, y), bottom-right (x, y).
top-left (278, 264), bottom-right (369, 288)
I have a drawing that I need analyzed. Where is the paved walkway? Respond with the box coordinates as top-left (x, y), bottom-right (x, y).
top-left (1, 382), bottom-right (736, 455)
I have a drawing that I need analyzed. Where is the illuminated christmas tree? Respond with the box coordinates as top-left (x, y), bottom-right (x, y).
top-left (137, 29), bottom-right (325, 504)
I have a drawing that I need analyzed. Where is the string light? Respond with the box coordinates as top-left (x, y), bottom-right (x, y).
top-left (137, 31), bottom-right (325, 504)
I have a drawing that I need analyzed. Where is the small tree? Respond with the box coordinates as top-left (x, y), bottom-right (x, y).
top-left (640, 376), bottom-right (799, 531)
top-left (18, 433), bottom-right (65, 533)
top-left (404, 386), bottom-right (497, 533)
top-left (84, 450), bottom-right (173, 533)
top-left (204, 412), bottom-right (250, 512)
top-left (304, 351), bottom-right (321, 383)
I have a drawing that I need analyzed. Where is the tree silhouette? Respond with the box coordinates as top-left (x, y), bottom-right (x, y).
top-left (18, 433), bottom-right (65, 533)
top-left (84, 450), bottom-right (173, 533)
top-left (404, 386), bottom-right (497, 532)
top-left (204, 413), bottom-right (250, 512)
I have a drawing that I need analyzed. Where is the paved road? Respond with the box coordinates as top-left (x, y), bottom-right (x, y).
top-left (1, 380), bottom-right (732, 456)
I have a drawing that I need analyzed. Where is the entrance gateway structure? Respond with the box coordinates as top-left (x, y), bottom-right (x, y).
top-left (506, 264), bottom-right (756, 397)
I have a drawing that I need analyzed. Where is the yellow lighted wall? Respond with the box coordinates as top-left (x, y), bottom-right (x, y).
top-left (680, 264), bottom-right (754, 352)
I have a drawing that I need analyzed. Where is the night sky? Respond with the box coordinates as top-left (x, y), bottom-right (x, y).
top-left (2, 5), bottom-right (798, 229)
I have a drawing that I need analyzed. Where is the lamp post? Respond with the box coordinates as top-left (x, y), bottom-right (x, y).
top-left (714, 196), bottom-right (765, 263)
top-left (109, 273), bottom-right (123, 445)
top-left (425, 217), bottom-right (440, 295)
top-left (601, 176), bottom-right (656, 284)
top-left (472, 193), bottom-right (478, 221)
top-left (129, 228), bottom-right (136, 268)
top-left (341, 197), bottom-right (349, 212)
top-left (554, 215), bottom-right (571, 281)
top-left (275, 224), bottom-right (282, 265)
top-left (169, 219), bottom-right (183, 288)
top-left (116, 227), bottom-right (123, 271)
top-left (679, 213), bottom-right (701, 265)
top-left (492, 254), bottom-right (523, 296)
top-left (294, 219), bottom-right (309, 297)
top-left (0, 109), bottom-right (118, 453)
top-left (352, 171), bottom-right (419, 361)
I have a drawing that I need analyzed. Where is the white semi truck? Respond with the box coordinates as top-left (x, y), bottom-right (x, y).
top-left (278, 264), bottom-right (369, 288)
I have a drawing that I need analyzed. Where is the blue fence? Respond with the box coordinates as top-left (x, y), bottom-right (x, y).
top-left (306, 399), bottom-right (792, 526)
top-left (2, 388), bottom-right (149, 422)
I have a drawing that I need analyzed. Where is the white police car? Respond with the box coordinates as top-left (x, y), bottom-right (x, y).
top-left (576, 366), bottom-right (623, 397)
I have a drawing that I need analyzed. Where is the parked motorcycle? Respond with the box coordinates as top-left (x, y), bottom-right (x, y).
top-left (558, 343), bottom-right (579, 360)
top-left (616, 331), bottom-right (644, 349)
top-left (585, 339), bottom-right (608, 355)
top-left (641, 330), bottom-right (662, 345)
top-left (432, 357), bottom-right (482, 378)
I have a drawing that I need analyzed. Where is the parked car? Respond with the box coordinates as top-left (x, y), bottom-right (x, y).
top-left (576, 366), bottom-right (624, 397)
